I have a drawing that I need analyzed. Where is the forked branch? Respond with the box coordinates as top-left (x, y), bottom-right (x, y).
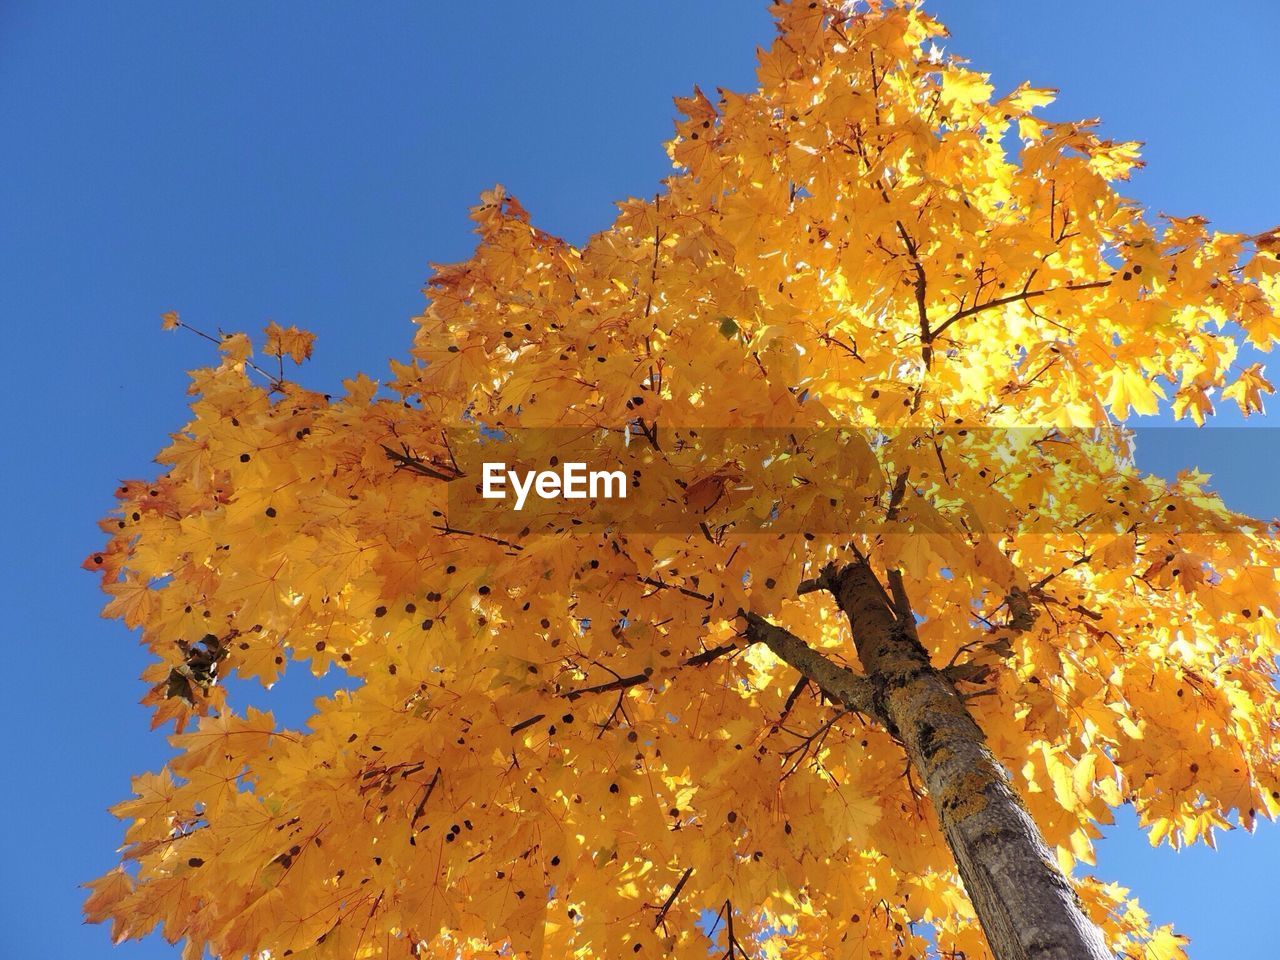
top-left (739, 610), bottom-right (885, 726)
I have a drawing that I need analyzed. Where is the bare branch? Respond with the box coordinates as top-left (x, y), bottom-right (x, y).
top-left (943, 662), bottom-right (994, 686)
top-left (381, 443), bottom-right (463, 482)
top-left (563, 674), bottom-right (650, 701)
top-left (638, 575), bottom-right (713, 605)
top-left (885, 569), bottom-right (914, 626)
top-left (509, 714), bottom-right (545, 735)
top-left (895, 220), bottom-right (933, 367)
top-left (739, 611), bottom-right (885, 725)
top-left (683, 643), bottom-right (738, 668)
top-left (885, 469), bottom-right (911, 521)
top-left (530, 643), bottom-right (738, 728)
top-left (797, 561), bottom-right (840, 596)
top-left (431, 524), bottom-right (524, 552)
top-left (654, 867), bottom-right (693, 929)
top-left (777, 676), bottom-right (809, 727)
top-left (931, 278), bottom-right (1112, 342)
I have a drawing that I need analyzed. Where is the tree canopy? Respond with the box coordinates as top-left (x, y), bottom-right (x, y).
top-left (86, 2), bottom-right (1280, 958)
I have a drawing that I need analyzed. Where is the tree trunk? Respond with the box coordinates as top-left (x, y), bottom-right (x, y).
top-left (827, 561), bottom-right (1113, 960)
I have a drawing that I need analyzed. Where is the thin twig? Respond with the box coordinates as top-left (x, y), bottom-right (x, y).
top-left (654, 867), bottom-right (693, 929)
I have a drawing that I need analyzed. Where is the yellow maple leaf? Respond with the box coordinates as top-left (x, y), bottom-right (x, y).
top-left (1222, 362), bottom-right (1274, 415)
top-left (263, 320), bottom-right (316, 364)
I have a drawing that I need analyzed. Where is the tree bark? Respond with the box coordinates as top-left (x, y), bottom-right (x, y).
top-left (749, 560), bottom-right (1113, 960)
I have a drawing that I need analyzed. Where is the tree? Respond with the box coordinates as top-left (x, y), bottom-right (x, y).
top-left (84, 2), bottom-right (1280, 958)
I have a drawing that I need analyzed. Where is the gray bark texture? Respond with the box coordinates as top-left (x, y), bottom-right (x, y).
top-left (744, 559), bottom-right (1113, 960)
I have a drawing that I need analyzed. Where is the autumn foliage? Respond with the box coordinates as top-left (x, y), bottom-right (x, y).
top-left (85, 2), bottom-right (1280, 958)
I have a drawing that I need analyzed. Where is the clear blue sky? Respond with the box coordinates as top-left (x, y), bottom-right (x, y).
top-left (2, 2), bottom-right (1277, 956)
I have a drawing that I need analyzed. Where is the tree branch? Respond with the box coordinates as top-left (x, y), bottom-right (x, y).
top-left (895, 220), bottom-right (933, 368)
top-left (381, 443), bottom-right (463, 482)
top-left (885, 568), bottom-right (914, 627)
top-left (654, 867), bottom-right (693, 929)
top-left (637, 575), bottom-right (713, 605)
top-left (885, 469), bottom-right (911, 521)
top-left (930, 278), bottom-right (1112, 341)
top-left (739, 611), bottom-right (885, 726)
top-left (563, 673), bottom-right (651, 701)
top-left (517, 644), bottom-right (738, 730)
